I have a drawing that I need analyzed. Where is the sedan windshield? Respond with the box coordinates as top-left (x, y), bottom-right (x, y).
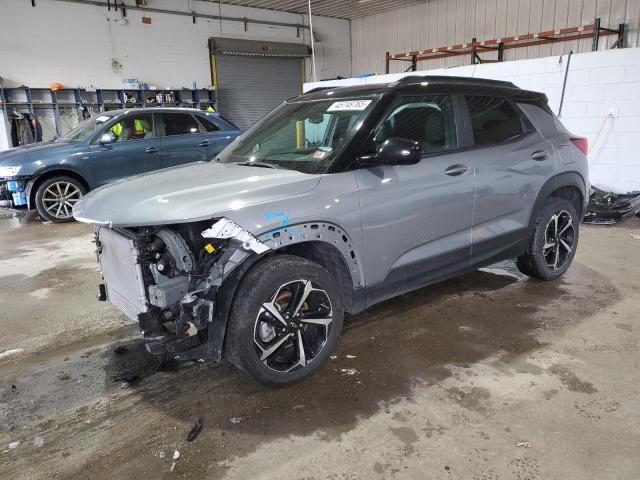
top-left (217, 96), bottom-right (378, 174)
top-left (59, 114), bottom-right (116, 142)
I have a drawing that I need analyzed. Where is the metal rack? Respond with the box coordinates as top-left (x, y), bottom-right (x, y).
top-left (0, 86), bottom-right (216, 140)
top-left (385, 18), bottom-right (626, 73)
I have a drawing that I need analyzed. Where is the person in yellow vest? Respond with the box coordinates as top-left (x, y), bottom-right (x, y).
top-left (110, 121), bottom-right (123, 139)
top-left (109, 117), bottom-right (150, 141)
top-left (132, 118), bottom-right (151, 139)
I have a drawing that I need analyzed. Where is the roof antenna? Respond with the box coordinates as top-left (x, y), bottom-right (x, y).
top-left (307, 0), bottom-right (317, 83)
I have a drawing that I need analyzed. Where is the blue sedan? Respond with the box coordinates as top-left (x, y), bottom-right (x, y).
top-left (0, 107), bottom-right (241, 222)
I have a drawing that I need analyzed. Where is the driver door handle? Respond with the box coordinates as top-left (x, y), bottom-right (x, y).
top-left (531, 150), bottom-right (549, 161)
top-left (199, 140), bottom-right (210, 147)
top-left (145, 147), bottom-right (159, 154)
top-left (444, 164), bottom-right (469, 176)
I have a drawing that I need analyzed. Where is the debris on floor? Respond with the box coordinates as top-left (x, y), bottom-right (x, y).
top-left (187, 417), bottom-right (204, 442)
top-left (33, 436), bottom-right (44, 448)
top-left (516, 441), bottom-right (535, 448)
top-left (8, 441), bottom-right (20, 450)
top-left (584, 187), bottom-right (640, 224)
top-left (113, 345), bottom-right (128, 354)
top-left (230, 417), bottom-right (243, 424)
top-left (346, 354), bottom-right (357, 359)
top-left (340, 368), bottom-right (358, 375)
top-left (0, 348), bottom-right (24, 360)
top-left (170, 449), bottom-right (180, 472)
top-left (114, 373), bottom-right (140, 389)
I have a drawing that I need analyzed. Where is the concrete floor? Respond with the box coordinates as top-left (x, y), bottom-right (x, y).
top-left (1, 209), bottom-right (639, 480)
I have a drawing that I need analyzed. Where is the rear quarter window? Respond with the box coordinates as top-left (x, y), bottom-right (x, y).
top-left (517, 102), bottom-right (570, 137)
top-left (197, 116), bottom-right (220, 132)
top-left (464, 96), bottom-right (524, 146)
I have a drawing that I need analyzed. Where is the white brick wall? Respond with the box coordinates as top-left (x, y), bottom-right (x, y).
top-left (0, 0), bottom-right (351, 151)
top-left (305, 47), bottom-right (640, 193)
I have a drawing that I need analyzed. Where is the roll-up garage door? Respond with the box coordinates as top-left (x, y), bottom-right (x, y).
top-left (214, 55), bottom-right (302, 131)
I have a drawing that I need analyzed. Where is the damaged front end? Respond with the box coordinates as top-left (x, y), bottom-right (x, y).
top-left (94, 218), bottom-right (270, 360)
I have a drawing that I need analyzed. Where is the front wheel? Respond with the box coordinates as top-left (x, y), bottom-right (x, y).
top-left (34, 176), bottom-right (86, 223)
top-left (225, 255), bottom-right (343, 387)
top-left (517, 197), bottom-right (579, 280)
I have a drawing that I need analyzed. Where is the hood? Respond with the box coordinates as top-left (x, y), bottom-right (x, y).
top-left (73, 162), bottom-right (322, 227)
top-left (0, 141), bottom-right (76, 166)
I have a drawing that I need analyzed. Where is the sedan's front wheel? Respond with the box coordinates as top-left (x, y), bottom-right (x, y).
top-left (34, 176), bottom-right (86, 223)
top-left (225, 255), bottom-right (343, 387)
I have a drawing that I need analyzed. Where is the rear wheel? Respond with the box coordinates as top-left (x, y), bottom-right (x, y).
top-left (34, 176), bottom-right (86, 223)
top-left (225, 255), bottom-right (343, 387)
top-left (517, 197), bottom-right (579, 280)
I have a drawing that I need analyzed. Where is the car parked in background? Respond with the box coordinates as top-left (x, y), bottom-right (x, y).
top-left (73, 76), bottom-right (588, 387)
top-left (0, 107), bottom-right (240, 222)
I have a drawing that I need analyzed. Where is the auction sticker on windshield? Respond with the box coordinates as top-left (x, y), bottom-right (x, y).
top-left (327, 100), bottom-right (372, 112)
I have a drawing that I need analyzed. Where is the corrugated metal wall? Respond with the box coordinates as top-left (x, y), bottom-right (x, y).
top-left (351, 0), bottom-right (640, 75)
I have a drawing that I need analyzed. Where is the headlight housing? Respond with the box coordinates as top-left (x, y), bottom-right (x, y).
top-left (0, 166), bottom-right (22, 177)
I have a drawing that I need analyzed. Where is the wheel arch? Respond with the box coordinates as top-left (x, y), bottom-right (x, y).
top-left (207, 222), bottom-right (365, 361)
top-left (529, 172), bottom-right (586, 233)
top-left (27, 169), bottom-right (91, 210)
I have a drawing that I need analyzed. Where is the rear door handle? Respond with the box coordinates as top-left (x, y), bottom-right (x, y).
top-left (531, 150), bottom-right (549, 161)
top-left (199, 140), bottom-right (209, 147)
top-left (145, 147), bottom-right (159, 154)
top-left (444, 164), bottom-right (469, 176)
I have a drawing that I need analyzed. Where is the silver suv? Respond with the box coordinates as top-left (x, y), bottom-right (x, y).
top-left (74, 76), bottom-right (589, 386)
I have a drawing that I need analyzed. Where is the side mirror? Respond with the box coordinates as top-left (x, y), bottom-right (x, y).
top-left (358, 137), bottom-right (422, 166)
top-left (99, 132), bottom-right (116, 144)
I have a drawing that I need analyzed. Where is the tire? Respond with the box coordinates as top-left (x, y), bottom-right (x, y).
top-left (516, 197), bottom-right (579, 280)
top-left (225, 254), bottom-right (344, 387)
top-left (34, 176), bottom-right (86, 223)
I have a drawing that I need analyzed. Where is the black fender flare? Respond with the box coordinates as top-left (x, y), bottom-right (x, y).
top-left (528, 171), bottom-right (587, 234)
top-left (207, 251), bottom-right (264, 361)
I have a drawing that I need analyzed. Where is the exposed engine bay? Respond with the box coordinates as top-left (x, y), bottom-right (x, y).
top-left (94, 218), bottom-right (271, 360)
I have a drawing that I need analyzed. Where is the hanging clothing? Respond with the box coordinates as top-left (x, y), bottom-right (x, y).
top-left (32, 117), bottom-right (42, 142)
top-left (11, 117), bottom-right (34, 146)
top-left (10, 113), bottom-right (42, 147)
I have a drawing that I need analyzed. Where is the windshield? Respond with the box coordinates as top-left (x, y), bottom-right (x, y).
top-left (217, 96), bottom-right (378, 174)
top-left (59, 114), bottom-right (116, 142)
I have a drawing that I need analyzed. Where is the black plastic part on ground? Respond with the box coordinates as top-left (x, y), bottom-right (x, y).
top-left (584, 187), bottom-right (640, 224)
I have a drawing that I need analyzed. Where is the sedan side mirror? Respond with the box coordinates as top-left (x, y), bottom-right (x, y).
top-left (99, 132), bottom-right (117, 144)
top-left (358, 137), bottom-right (423, 166)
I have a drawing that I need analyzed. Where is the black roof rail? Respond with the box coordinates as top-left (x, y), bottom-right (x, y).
top-left (396, 75), bottom-right (517, 89)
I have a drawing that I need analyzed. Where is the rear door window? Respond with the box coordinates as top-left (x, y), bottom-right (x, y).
top-left (464, 96), bottom-right (523, 146)
top-left (161, 113), bottom-right (202, 136)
